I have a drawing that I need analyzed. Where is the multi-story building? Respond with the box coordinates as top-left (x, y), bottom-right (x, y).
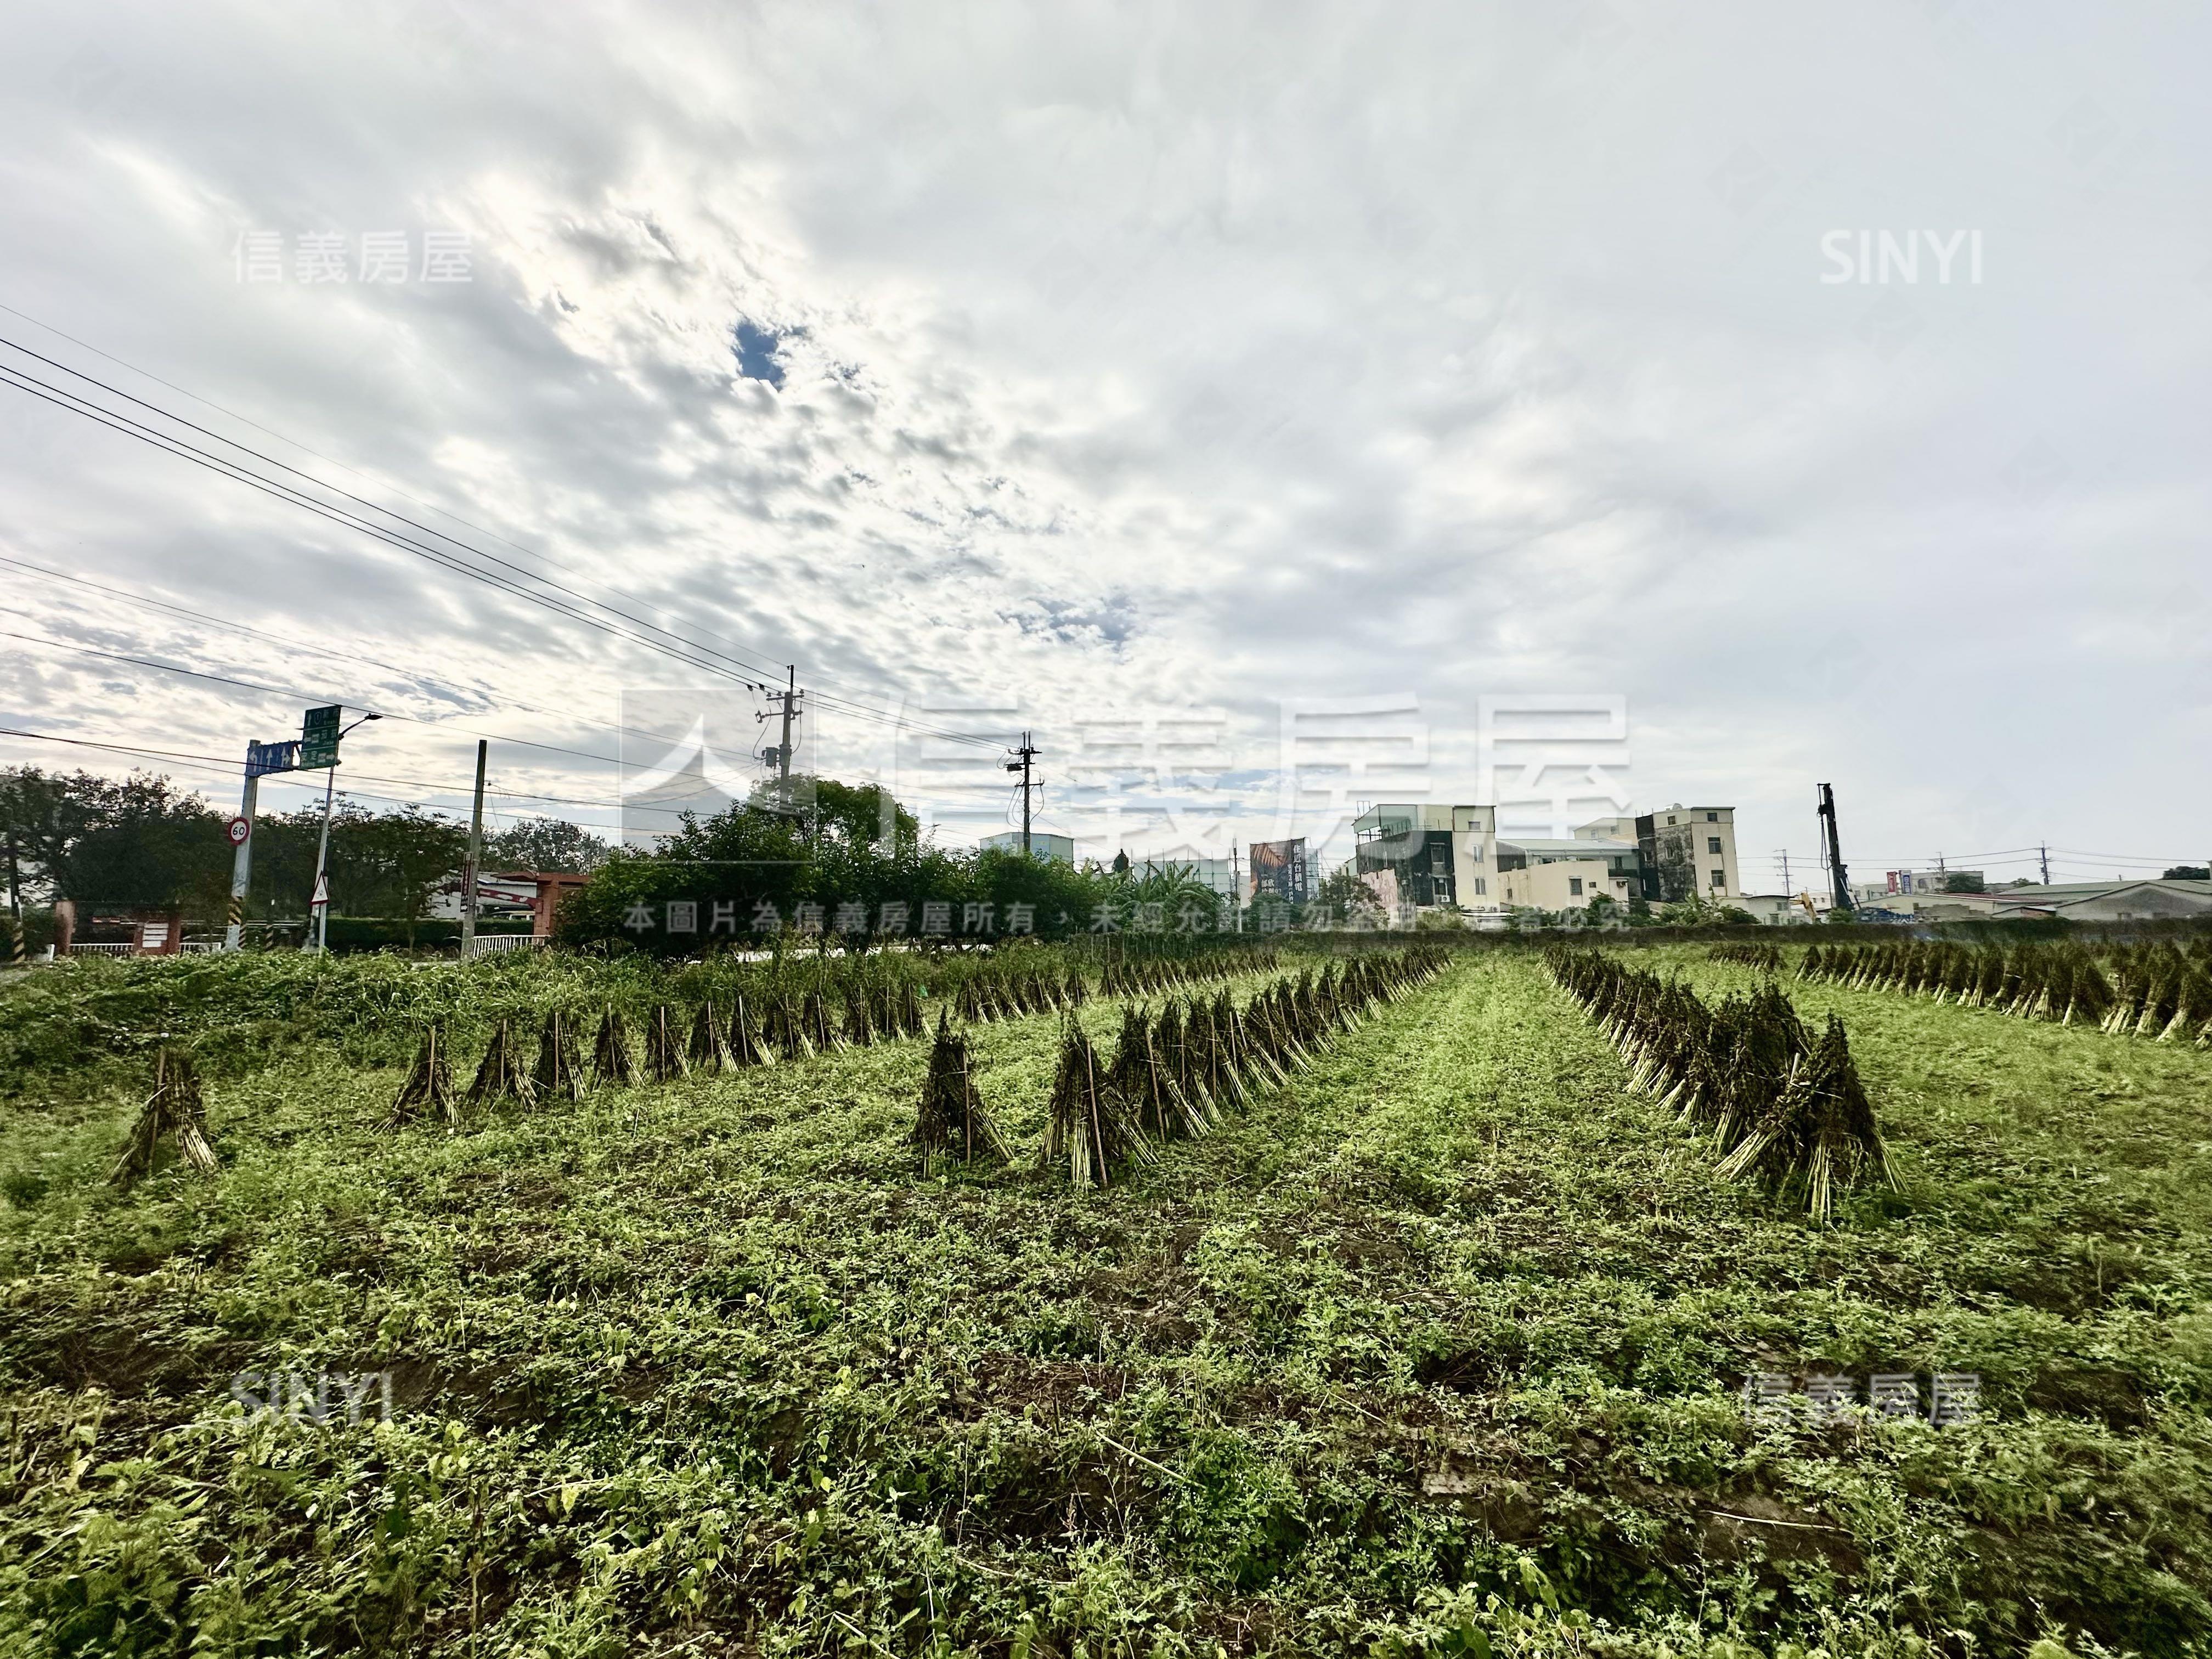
top-left (1352, 800), bottom-right (1741, 913)
top-left (1495, 837), bottom-right (1640, 911)
top-left (1579, 805), bottom-right (1739, 901)
top-left (1886, 868), bottom-right (1985, 895)
top-left (1351, 804), bottom-right (1499, 910)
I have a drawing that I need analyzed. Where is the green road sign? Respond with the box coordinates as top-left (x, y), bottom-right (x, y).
top-left (299, 704), bottom-right (342, 770)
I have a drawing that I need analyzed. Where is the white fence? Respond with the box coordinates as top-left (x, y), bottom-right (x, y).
top-left (67, 942), bottom-right (134, 956)
top-left (463, 934), bottom-right (550, 958)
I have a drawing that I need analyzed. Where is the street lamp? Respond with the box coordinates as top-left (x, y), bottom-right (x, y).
top-left (309, 712), bottom-right (381, 954)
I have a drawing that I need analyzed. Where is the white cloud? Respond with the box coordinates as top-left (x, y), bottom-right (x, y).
top-left (1, 1), bottom-right (2207, 884)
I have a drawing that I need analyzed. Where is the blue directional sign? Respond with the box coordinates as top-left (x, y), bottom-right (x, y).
top-left (246, 740), bottom-right (300, 778)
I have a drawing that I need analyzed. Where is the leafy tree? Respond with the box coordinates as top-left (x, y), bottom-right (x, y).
top-left (1310, 862), bottom-right (1384, 929)
top-left (344, 808), bottom-right (470, 944)
top-left (557, 779), bottom-right (1230, 952)
top-left (0, 766), bottom-right (227, 913)
top-left (1941, 872), bottom-right (1987, 893)
top-left (2163, 866), bottom-right (2209, 882)
top-left (484, 818), bottom-right (613, 874)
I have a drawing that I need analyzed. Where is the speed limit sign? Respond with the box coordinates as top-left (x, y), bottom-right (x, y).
top-left (225, 816), bottom-right (251, 847)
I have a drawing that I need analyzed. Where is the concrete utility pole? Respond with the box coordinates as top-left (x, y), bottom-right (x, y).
top-left (2039, 844), bottom-right (2051, 885)
top-left (461, 739), bottom-right (487, 955)
top-left (1775, 849), bottom-right (1791, 895)
top-left (1816, 783), bottom-right (1851, 913)
top-left (311, 764), bottom-right (337, 953)
top-left (4, 828), bottom-right (22, 965)
top-left (1003, 731), bottom-right (1039, 856)
top-left (225, 754), bottom-right (258, 951)
top-left (759, 666), bottom-right (805, 817)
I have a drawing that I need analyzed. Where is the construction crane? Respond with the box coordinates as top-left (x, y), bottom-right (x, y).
top-left (1816, 783), bottom-right (1852, 913)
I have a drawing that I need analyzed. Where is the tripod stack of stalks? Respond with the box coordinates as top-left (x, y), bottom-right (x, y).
top-left (1550, 947), bottom-right (1892, 1223)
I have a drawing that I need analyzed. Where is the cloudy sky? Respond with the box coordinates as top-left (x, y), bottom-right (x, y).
top-left (3, 0), bottom-right (2207, 889)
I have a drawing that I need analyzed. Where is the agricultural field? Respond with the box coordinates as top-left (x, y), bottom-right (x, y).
top-left (3, 942), bottom-right (2210, 1657)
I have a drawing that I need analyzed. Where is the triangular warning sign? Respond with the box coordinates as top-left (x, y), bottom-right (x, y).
top-left (311, 873), bottom-right (330, 906)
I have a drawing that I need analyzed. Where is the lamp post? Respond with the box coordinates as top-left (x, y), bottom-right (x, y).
top-left (309, 712), bottom-right (381, 953)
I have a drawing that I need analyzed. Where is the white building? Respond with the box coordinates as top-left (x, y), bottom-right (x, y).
top-left (981, 831), bottom-right (1076, 864)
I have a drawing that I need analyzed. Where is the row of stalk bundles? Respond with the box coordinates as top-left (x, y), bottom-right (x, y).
top-left (389, 979), bottom-right (929, 1128)
top-left (1098, 946), bottom-right (1281, 1000)
top-left (914, 946), bottom-right (1449, 1189)
top-left (945, 945), bottom-right (1277, 1023)
top-left (1707, 942), bottom-right (1784, 972)
top-left (1800, 939), bottom-right (2212, 1043)
top-left (1548, 947), bottom-right (1893, 1223)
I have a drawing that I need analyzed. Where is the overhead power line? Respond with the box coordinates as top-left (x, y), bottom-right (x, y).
top-left (0, 550), bottom-right (681, 752)
top-left (0, 622), bottom-right (628, 770)
top-left (0, 330), bottom-right (1011, 751)
top-left (0, 724), bottom-right (700, 815)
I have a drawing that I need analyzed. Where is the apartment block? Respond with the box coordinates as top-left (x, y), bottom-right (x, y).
top-left (1580, 805), bottom-right (1739, 901)
top-left (1351, 799), bottom-right (1741, 913)
top-left (1351, 803), bottom-right (1499, 909)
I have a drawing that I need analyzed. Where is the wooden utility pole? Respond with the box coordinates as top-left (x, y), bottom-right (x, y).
top-left (1003, 731), bottom-right (1039, 855)
top-left (462, 739), bottom-right (487, 954)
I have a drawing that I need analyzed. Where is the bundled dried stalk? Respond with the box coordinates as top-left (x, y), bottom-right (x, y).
top-left (1111, 1004), bottom-right (1207, 1141)
top-left (1043, 1020), bottom-right (1154, 1190)
top-left (727, 996), bottom-right (770, 1067)
top-left (803, 988), bottom-right (840, 1052)
top-left (534, 1009), bottom-right (587, 1103)
top-left (912, 1013), bottom-right (1012, 1170)
top-left (644, 1003), bottom-right (689, 1084)
top-left (468, 1018), bottom-right (537, 1107)
top-left (1552, 947), bottom-right (1893, 1222)
top-left (686, 1001), bottom-right (733, 1074)
top-left (390, 1025), bottom-right (460, 1130)
top-left (592, 1006), bottom-right (636, 1086)
top-left (112, 1047), bottom-right (218, 1188)
top-left (1716, 1015), bottom-right (1894, 1223)
top-left (843, 986), bottom-right (877, 1047)
top-left (762, 996), bottom-right (808, 1060)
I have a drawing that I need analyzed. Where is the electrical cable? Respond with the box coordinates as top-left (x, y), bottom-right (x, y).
top-left (0, 333), bottom-right (1014, 749)
top-left (0, 724), bottom-right (700, 814)
top-left (0, 550), bottom-right (685, 752)
top-left (0, 623), bottom-right (630, 770)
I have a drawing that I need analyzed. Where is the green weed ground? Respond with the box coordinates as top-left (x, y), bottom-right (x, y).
top-left (3, 948), bottom-right (2209, 1657)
